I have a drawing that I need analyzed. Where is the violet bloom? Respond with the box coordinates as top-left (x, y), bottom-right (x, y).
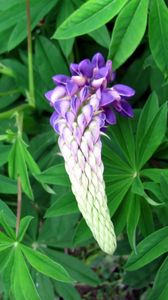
top-left (45, 53), bottom-right (135, 255)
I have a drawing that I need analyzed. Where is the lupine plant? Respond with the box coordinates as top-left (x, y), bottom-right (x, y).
top-left (0, 0), bottom-right (168, 299)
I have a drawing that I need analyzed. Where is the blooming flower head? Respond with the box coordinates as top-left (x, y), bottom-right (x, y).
top-left (45, 53), bottom-right (135, 254)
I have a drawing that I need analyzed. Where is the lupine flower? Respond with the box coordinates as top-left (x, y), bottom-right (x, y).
top-left (45, 53), bottom-right (135, 255)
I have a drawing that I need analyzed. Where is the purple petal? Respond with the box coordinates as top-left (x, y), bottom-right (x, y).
top-left (71, 75), bottom-right (86, 87)
top-left (71, 96), bottom-right (81, 115)
top-left (84, 131), bottom-right (94, 150)
top-left (50, 111), bottom-right (59, 127)
top-left (120, 101), bottom-right (134, 117)
top-left (77, 114), bottom-right (87, 134)
top-left (100, 90), bottom-right (119, 107)
top-left (70, 63), bottom-right (79, 75)
top-left (113, 84), bottom-right (135, 97)
top-left (54, 100), bottom-right (70, 117)
top-left (91, 77), bottom-right (106, 89)
top-left (66, 80), bottom-right (78, 96)
top-left (104, 108), bottom-right (116, 125)
top-left (65, 111), bottom-right (75, 125)
top-left (78, 59), bottom-right (93, 78)
top-left (45, 86), bottom-right (66, 105)
top-left (82, 104), bottom-right (93, 125)
top-left (90, 94), bottom-right (100, 111)
top-left (94, 67), bottom-right (108, 79)
top-left (45, 90), bottom-right (53, 102)
top-left (106, 60), bottom-right (113, 82)
top-left (52, 75), bottom-right (69, 85)
top-left (92, 53), bottom-right (105, 68)
top-left (79, 86), bottom-right (90, 102)
top-left (113, 100), bottom-right (134, 118)
top-left (99, 112), bottom-right (106, 128)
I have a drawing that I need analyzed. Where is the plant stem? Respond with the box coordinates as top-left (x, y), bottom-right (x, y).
top-left (26, 0), bottom-right (35, 108)
top-left (16, 177), bottom-right (22, 237)
top-left (0, 103), bottom-right (30, 121)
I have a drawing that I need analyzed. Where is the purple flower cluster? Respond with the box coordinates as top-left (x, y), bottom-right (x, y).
top-left (45, 53), bottom-right (135, 134)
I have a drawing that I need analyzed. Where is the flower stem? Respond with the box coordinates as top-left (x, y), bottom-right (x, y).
top-left (26, 0), bottom-right (35, 108)
top-left (16, 177), bottom-right (22, 238)
top-left (0, 104), bottom-right (30, 121)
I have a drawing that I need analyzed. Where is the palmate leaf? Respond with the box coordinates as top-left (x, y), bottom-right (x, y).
top-left (45, 191), bottom-right (78, 218)
top-left (21, 245), bottom-right (73, 283)
top-left (73, 218), bottom-right (92, 246)
top-left (127, 193), bottom-right (140, 252)
top-left (12, 247), bottom-right (40, 300)
top-left (109, 0), bottom-right (149, 69)
top-left (35, 164), bottom-right (70, 187)
top-left (0, 175), bottom-right (17, 194)
top-left (45, 248), bottom-right (100, 286)
top-left (0, 200), bottom-right (16, 227)
top-left (8, 136), bottom-right (33, 200)
top-left (17, 216), bottom-right (34, 242)
top-left (35, 274), bottom-right (55, 300)
top-left (125, 227), bottom-right (168, 271)
top-left (0, 212), bottom-right (15, 239)
top-left (55, 282), bottom-right (81, 300)
top-left (53, 0), bottom-right (128, 39)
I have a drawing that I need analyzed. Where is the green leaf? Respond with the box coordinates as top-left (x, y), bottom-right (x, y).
top-left (53, 0), bottom-right (128, 39)
top-left (0, 248), bottom-right (14, 274)
top-left (73, 218), bottom-right (92, 246)
top-left (136, 102), bottom-right (167, 169)
top-left (35, 164), bottom-right (70, 186)
top-left (107, 117), bottom-right (136, 168)
top-left (125, 227), bottom-right (168, 271)
top-left (0, 231), bottom-right (14, 244)
top-left (89, 25), bottom-right (110, 49)
top-left (0, 0), bottom-right (58, 53)
top-left (136, 93), bottom-right (159, 150)
top-left (149, 0), bottom-right (168, 77)
top-left (12, 246), bottom-right (40, 300)
top-left (113, 194), bottom-right (130, 236)
top-left (8, 137), bottom-right (33, 199)
top-left (160, 173), bottom-right (168, 201)
top-left (35, 36), bottom-right (68, 88)
top-left (0, 211), bottom-right (15, 239)
top-left (139, 199), bottom-right (154, 237)
top-left (0, 145), bottom-right (10, 166)
top-left (56, 0), bottom-right (75, 57)
top-left (0, 175), bottom-right (17, 194)
top-left (45, 191), bottom-right (78, 218)
top-left (18, 216), bottom-right (34, 242)
top-left (140, 168), bottom-right (168, 183)
top-left (55, 282), bottom-right (81, 300)
top-left (35, 274), bottom-right (55, 300)
top-left (21, 245), bottom-right (73, 283)
top-left (45, 249), bottom-right (100, 286)
top-left (109, 0), bottom-right (149, 69)
top-left (147, 256), bottom-right (168, 300)
top-left (127, 194), bottom-right (140, 251)
top-left (0, 200), bottom-right (16, 227)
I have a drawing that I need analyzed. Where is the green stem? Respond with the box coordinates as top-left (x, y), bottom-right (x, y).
top-left (0, 104), bottom-right (30, 120)
top-left (26, 0), bottom-right (35, 108)
top-left (0, 89), bottom-right (20, 97)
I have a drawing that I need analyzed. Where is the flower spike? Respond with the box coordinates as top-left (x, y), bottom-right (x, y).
top-left (45, 53), bottom-right (135, 255)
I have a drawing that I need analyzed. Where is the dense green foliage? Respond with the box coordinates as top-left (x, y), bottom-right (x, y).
top-left (0, 0), bottom-right (168, 299)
